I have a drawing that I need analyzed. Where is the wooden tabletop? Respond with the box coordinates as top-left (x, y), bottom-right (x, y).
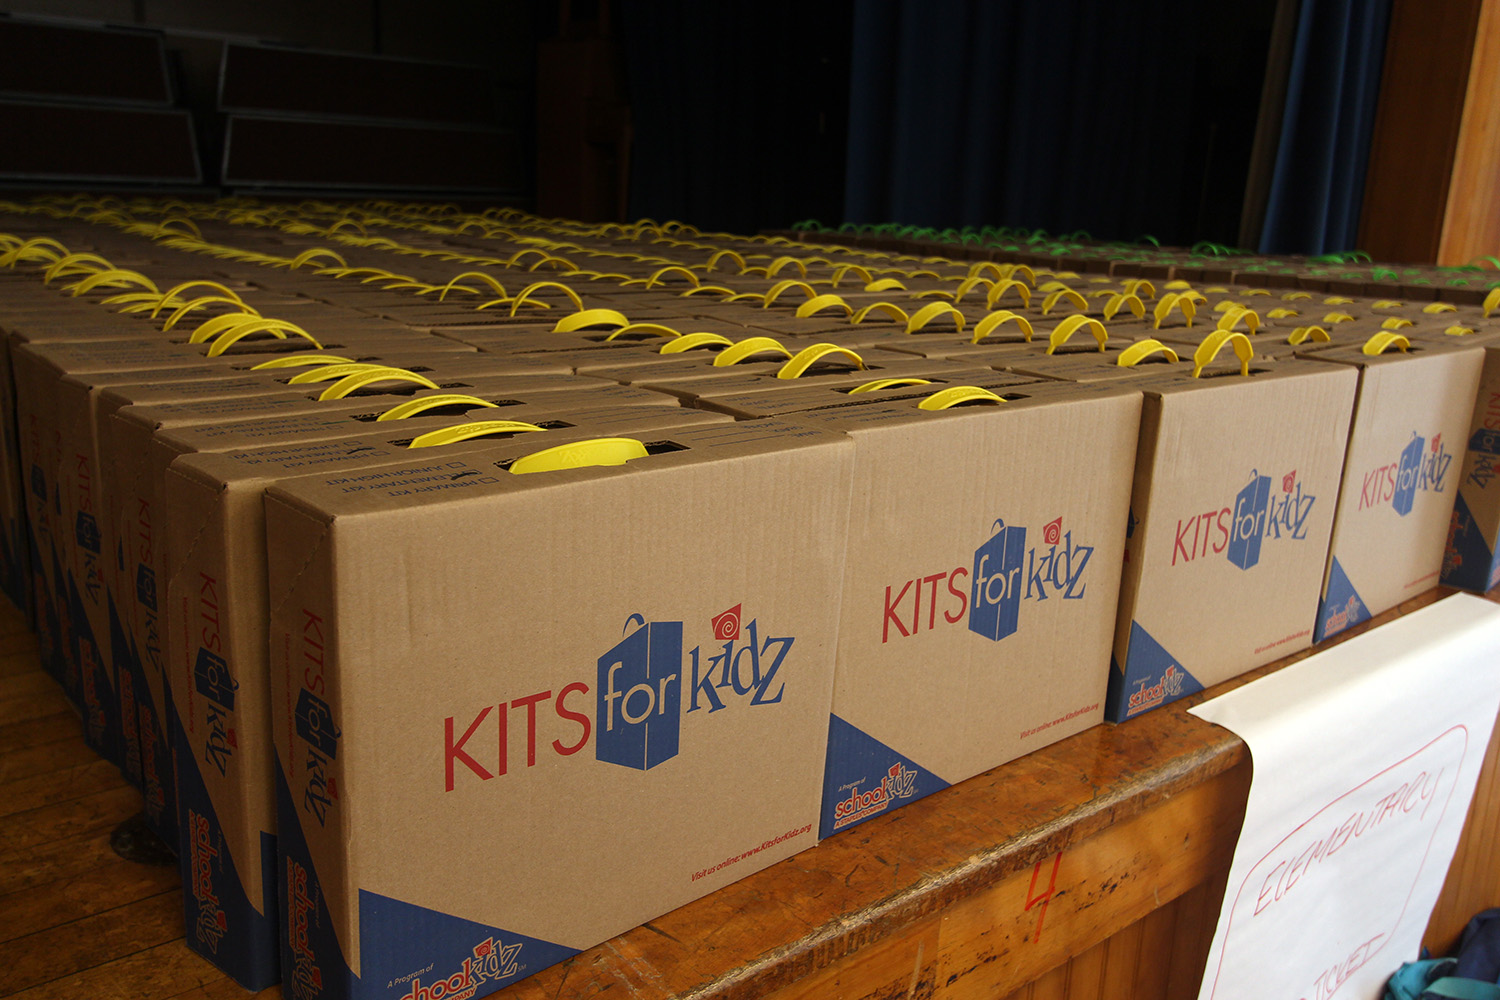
top-left (1, 586), bottom-right (1493, 1000)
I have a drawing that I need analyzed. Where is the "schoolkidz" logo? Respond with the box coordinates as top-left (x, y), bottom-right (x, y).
top-left (1358, 432), bottom-right (1452, 516)
top-left (187, 810), bottom-right (227, 953)
top-left (1127, 664), bottom-right (1186, 716)
top-left (443, 605), bottom-right (796, 789)
top-left (286, 857), bottom-right (323, 1000)
top-left (1172, 469), bottom-right (1315, 571)
top-left (396, 938), bottom-right (523, 1000)
top-left (831, 761), bottom-right (918, 830)
top-left (881, 515), bottom-right (1095, 644)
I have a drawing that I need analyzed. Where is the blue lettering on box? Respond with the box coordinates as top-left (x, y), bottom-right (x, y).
top-left (136, 564), bottom-right (157, 612)
top-left (294, 688), bottom-right (341, 759)
top-left (1394, 434), bottom-right (1424, 516)
top-left (969, 520), bottom-right (1025, 640)
top-left (75, 511), bottom-right (100, 554)
top-left (596, 618), bottom-right (682, 771)
top-left (194, 648), bottom-right (238, 710)
top-left (1227, 472), bottom-right (1271, 570)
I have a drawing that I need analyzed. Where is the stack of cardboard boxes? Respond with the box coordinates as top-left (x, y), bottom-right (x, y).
top-left (2, 197), bottom-right (1498, 999)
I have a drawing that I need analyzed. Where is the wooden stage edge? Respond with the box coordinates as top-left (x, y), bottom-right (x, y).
top-left (1, 589), bottom-right (1497, 1000)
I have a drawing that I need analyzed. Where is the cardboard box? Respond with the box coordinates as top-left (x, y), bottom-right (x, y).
top-left (1444, 345), bottom-right (1500, 591)
top-left (164, 406), bottom-right (727, 990)
top-left (1107, 361), bottom-right (1358, 721)
top-left (777, 381), bottom-right (1141, 834)
top-left (1306, 341), bottom-right (1483, 639)
top-left (261, 419), bottom-right (853, 998)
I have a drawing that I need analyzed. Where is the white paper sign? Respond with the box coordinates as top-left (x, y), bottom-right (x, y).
top-left (1190, 594), bottom-right (1500, 1000)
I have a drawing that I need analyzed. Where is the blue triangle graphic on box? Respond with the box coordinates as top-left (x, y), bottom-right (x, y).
top-left (173, 710), bottom-right (279, 990)
top-left (1108, 621), bottom-right (1204, 722)
top-left (820, 714), bottom-right (950, 839)
top-left (359, 890), bottom-right (579, 998)
top-left (1315, 557), bottom-right (1370, 642)
top-left (1443, 492), bottom-right (1499, 593)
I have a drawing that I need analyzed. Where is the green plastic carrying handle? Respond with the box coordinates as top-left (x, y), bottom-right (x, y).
top-left (408, 420), bottom-right (545, 448)
top-left (509, 437), bottom-right (649, 474)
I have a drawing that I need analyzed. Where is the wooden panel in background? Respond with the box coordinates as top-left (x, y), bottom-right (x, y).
top-left (1437, 0), bottom-right (1500, 265)
top-left (1357, 0), bottom-right (1481, 264)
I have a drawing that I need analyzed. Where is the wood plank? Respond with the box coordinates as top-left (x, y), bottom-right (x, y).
top-left (1357, 0), bottom-right (1482, 264)
top-left (929, 762), bottom-right (1250, 999)
top-left (0, 734), bottom-right (99, 785)
top-left (0, 679), bottom-right (71, 727)
top-left (1131, 899), bottom-right (1179, 999)
top-left (0, 827), bottom-right (141, 896)
top-left (1099, 918), bottom-right (1143, 1000)
top-left (0, 851), bottom-right (177, 943)
top-left (1062, 938), bottom-right (1107, 1000)
top-left (755, 915), bottom-right (941, 1000)
top-left (0, 891), bottom-right (184, 993)
top-left (0, 785), bottom-right (142, 855)
top-left (1424, 697), bottom-right (1500, 953)
top-left (1438, 0), bottom-right (1500, 264)
top-left (2, 940), bottom-right (228, 1000)
top-left (0, 757), bottom-right (126, 818)
top-left (0, 709), bottom-right (83, 756)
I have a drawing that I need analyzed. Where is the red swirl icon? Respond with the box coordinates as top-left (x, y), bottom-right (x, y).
top-left (712, 604), bottom-right (742, 641)
top-left (1283, 470), bottom-right (1296, 493)
top-left (1043, 517), bottom-right (1062, 546)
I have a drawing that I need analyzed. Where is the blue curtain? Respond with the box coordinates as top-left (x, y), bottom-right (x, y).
top-left (842, 0), bottom-right (1276, 245)
top-left (1258, 0), bottom-right (1394, 255)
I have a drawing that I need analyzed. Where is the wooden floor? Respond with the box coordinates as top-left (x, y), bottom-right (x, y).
top-left (1, 590), bottom-right (1496, 1000)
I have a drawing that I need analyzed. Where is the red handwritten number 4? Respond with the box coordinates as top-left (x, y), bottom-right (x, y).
top-left (1025, 852), bottom-right (1063, 943)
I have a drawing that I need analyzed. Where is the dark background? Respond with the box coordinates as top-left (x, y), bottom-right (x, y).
top-left (0, 0), bottom-right (1389, 253)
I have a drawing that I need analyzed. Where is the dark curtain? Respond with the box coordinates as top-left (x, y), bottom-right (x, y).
top-left (1257, 0), bottom-right (1394, 255)
top-left (618, 0), bottom-right (853, 234)
top-left (842, 0), bottom-right (1276, 246)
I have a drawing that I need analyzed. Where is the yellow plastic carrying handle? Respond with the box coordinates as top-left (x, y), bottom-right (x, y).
top-left (605, 323), bottom-right (682, 341)
top-left (68, 268), bottom-right (159, 295)
top-left (986, 279), bottom-right (1032, 309)
top-left (190, 312), bottom-right (275, 343)
top-left (553, 308), bottom-right (629, 333)
top-left (796, 294), bottom-right (852, 318)
top-left (207, 326), bottom-right (321, 357)
top-left (509, 437), bottom-right (649, 474)
top-left (438, 271), bottom-right (507, 301)
top-left (1380, 316), bottom-right (1414, 330)
top-left (507, 281), bottom-right (584, 316)
top-left (712, 337), bottom-right (793, 366)
top-left (288, 363), bottom-right (393, 384)
top-left (1423, 301), bottom-right (1458, 314)
top-left (1267, 307), bottom-right (1299, 319)
top-left (151, 280), bottom-right (245, 316)
top-left (1288, 326), bottom-right (1331, 344)
top-left (863, 277), bottom-right (906, 292)
top-left (848, 378), bottom-right (933, 394)
top-left (972, 310), bottom-right (1034, 343)
top-left (850, 302), bottom-right (909, 324)
top-left (1117, 339), bottom-right (1180, 367)
top-left (1103, 293), bottom-right (1145, 321)
top-left (1323, 312), bottom-right (1356, 324)
top-left (1121, 279), bottom-right (1156, 299)
top-left (1362, 332), bottom-right (1410, 355)
top-left (1447, 325), bottom-right (1477, 336)
top-left (762, 279), bottom-right (817, 307)
top-left (1217, 306), bottom-right (1261, 335)
top-left (776, 344), bottom-right (865, 379)
top-left (1042, 288), bottom-right (1088, 314)
top-left (1047, 315), bottom-right (1108, 354)
top-left (1324, 295), bottom-right (1355, 305)
top-left (1154, 292), bottom-right (1198, 329)
top-left (1484, 287), bottom-right (1500, 318)
top-left (1371, 299), bottom-right (1404, 309)
top-left (659, 332), bottom-right (734, 353)
top-left (917, 386), bottom-right (1005, 410)
top-left (318, 369), bottom-right (440, 401)
top-left (408, 420), bottom-right (545, 448)
top-left (378, 395), bottom-right (498, 421)
top-left (250, 354), bottom-right (355, 370)
top-left (644, 265), bottom-right (699, 288)
top-left (161, 295), bottom-right (253, 332)
top-left (906, 301), bottom-right (965, 335)
top-left (1192, 331), bottom-right (1254, 377)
